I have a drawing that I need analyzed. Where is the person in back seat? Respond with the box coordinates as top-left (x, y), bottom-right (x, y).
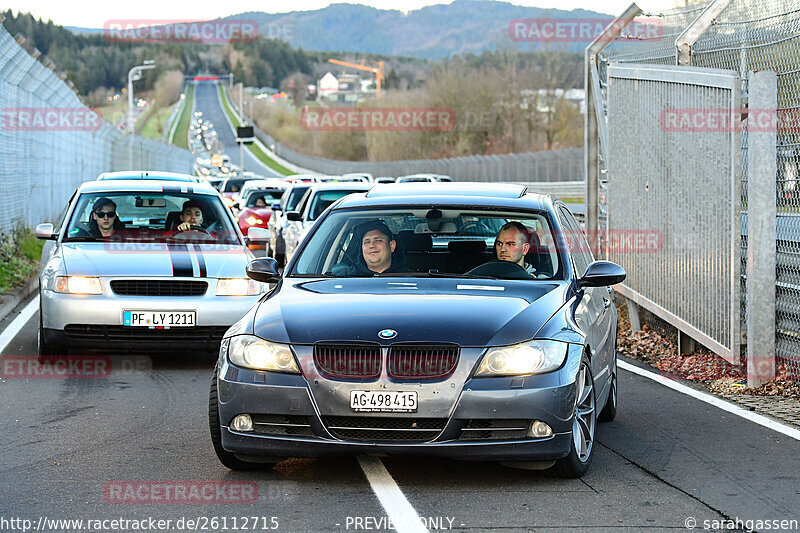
top-left (494, 222), bottom-right (535, 277)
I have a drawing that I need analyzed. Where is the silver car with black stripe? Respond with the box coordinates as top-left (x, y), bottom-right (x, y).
top-left (36, 173), bottom-right (268, 356)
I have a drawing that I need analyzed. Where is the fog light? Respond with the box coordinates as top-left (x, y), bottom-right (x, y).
top-left (231, 414), bottom-right (253, 432)
top-left (527, 420), bottom-right (553, 438)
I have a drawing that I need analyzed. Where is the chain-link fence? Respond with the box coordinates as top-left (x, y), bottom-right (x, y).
top-left (0, 22), bottom-right (194, 233)
top-left (594, 0), bottom-right (800, 376)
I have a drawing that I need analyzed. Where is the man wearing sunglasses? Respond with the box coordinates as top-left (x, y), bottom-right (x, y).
top-left (90, 197), bottom-right (121, 238)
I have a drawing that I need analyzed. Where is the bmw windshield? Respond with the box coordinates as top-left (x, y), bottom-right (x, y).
top-left (290, 207), bottom-right (563, 280)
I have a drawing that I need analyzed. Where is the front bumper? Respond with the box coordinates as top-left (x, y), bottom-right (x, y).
top-left (216, 355), bottom-right (579, 461)
top-left (41, 280), bottom-right (260, 351)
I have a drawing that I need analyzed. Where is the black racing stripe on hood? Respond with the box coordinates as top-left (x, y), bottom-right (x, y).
top-left (167, 243), bottom-right (194, 277)
top-left (192, 244), bottom-right (207, 277)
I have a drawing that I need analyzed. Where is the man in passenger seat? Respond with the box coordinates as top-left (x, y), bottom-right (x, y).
top-left (494, 222), bottom-right (535, 277)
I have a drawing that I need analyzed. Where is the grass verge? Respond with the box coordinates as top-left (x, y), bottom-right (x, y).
top-left (172, 85), bottom-right (195, 150)
top-left (217, 84), bottom-right (293, 176)
top-left (139, 105), bottom-right (175, 139)
top-left (0, 229), bottom-right (44, 294)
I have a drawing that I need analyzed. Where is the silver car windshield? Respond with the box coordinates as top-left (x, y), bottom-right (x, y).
top-left (62, 192), bottom-right (240, 244)
top-left (291, 208), bottom-right (563, 280)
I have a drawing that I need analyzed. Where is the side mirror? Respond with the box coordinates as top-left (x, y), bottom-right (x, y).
top-left (232, 202), bottom-right (240, 210)
top-left (286, 211), bottom-right (302, 221)
top-left (246, 227), bottom-right (270, 242)
top-left (36, 223), bottom-right (56, 240)
top-left (271, 203), bottom-right (281, 211)
top-left (246, 258), bottom-right (281, 284)
top-left (579, 261), bottom-right (626, 288)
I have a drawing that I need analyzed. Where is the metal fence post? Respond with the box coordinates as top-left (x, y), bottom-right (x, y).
top-left (585, 3), bottom-right (642, 255)
top-left (746, 70), bottom-right (777, 386)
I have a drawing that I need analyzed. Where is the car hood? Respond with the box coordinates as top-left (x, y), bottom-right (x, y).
top-left (254, 277), bottom-right (571, 347)
top-left (60, 242), bottom-right (251, 278)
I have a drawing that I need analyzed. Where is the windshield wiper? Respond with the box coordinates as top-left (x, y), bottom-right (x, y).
top-left (63, 236), bottom-right (101, 242)
top-left (375, 271), bottom-right (497, 280)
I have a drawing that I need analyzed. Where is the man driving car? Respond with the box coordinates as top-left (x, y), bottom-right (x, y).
top-left (332, 220), bottom-right (406, 276)
top-left (494, 221), bottom-right (535, 277)
top-left (176, 200), bottom-right (204, 231)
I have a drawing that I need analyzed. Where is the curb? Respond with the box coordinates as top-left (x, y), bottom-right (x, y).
top-left (0, 275), bottom-right (37, 324)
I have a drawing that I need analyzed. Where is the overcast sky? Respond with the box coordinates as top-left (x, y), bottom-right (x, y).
top-left (4, 0), bottom-right (683, 29)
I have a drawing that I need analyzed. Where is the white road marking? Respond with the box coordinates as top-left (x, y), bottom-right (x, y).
top-left (618, 359), bottom-right (800, 442)
top-left (357, 456), bottom-right (428, 533)
top-left (0, 296), bottom-right (39, 354)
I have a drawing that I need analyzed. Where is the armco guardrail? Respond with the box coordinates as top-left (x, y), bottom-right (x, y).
top-left (0, 22), bottom-right (194, 232)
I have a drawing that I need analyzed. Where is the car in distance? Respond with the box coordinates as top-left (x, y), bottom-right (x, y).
top-left (236, 187), bottom-right (288, 255)
top-left (395, 173), bottom-right (453, 183)
top-left (210, 182), bottom-right (625, 477)
top-left (282, 182), bottom-right (372, 262)
top-left (36, 175), bottom-right (269, 356)
top-left (267, 182), bottom-right (313, 267)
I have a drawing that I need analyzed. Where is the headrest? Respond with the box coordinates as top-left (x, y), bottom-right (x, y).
top-left (398, 230), bottom-right (432, 253)
top-left (448, 240), bottom-right (486, 254)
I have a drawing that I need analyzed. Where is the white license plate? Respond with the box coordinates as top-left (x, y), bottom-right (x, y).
top-left (123, 310), bottom-right (196, 327)
top-left (350, 390), bottom-right (418, 413)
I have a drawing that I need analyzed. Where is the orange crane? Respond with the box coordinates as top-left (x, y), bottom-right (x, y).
top-left (328, 58), bottom-right (385, 99)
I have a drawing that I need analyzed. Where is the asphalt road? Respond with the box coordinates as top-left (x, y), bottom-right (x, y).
top-left (1, 296), bottom-right (799, 533)
top-left (192, 81), bottom-right (282, 178)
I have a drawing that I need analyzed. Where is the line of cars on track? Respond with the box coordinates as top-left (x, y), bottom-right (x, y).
top-left (36, 168), bottom-right (625, 478)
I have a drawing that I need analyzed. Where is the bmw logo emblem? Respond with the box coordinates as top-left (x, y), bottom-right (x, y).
top-left (378, 329), bottom-right (397, 339)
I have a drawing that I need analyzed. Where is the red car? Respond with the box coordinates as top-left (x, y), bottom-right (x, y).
top-left (236, 188), bottom-right (286, 251)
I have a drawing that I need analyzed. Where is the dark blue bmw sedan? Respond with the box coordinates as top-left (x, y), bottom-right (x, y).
top-left (209, 183), bottom-right (625, 477)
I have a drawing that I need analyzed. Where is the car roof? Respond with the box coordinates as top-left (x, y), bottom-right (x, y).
top-left (366, 182), bottom-right (525, 198)
top-left (336, 183), bottom-right (554, 210)
top-left (77, 178), bottom-right (221, 195)
top-left (96, 171), bottom-right (199, 182)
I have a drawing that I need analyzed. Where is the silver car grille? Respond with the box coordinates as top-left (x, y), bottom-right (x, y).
top-left (110, 280), bottom-right (207, 296)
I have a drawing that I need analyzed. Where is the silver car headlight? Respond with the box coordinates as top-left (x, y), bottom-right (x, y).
top-left (54, 276), bottom-right (103, 295)
top-left (475, 340), bottom-right (568, 377)
top-left (226, 335), bottom-right (299, 373)
top-left (216, 278), bottom-right (264, 296)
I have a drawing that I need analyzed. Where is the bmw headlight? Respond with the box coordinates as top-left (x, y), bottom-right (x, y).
top-left (475, 340), bottom-right (568, 377)
top-left (216, 278), bottom-right (264, 296)
top-left (227, 335), bottom-right (299, 373)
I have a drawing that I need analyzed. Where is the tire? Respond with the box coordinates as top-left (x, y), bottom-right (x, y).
top-left (598, 368), bottom-right (617, 422)
top-left (208, 369), bottom-right (275, 471)
top-left (552, 354), bottom-right (596, 478)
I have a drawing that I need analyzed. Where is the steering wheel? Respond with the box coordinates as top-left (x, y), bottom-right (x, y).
top-left (185, 225), bottom-right (211, 234)
top-left (466, 260), bottom-right (531, 280)
top-left (460, 222), bottom-right (492, 235)
top-left (167, 226), bottom-right (217, 242)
